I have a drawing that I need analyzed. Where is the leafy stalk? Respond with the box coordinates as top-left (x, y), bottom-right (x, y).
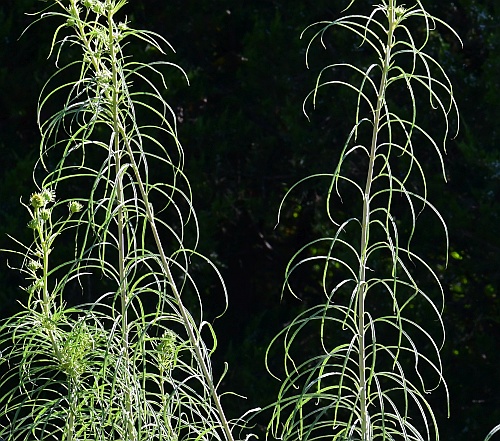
top-left (0, 1), bottom-right (234, 440)
top-left (357, 3), bottom-right (397, 437)
top-left (266, 1), bottom-right (460, 441)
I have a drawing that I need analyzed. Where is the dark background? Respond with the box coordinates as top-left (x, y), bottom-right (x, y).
top-left (1, 1), bottom-right (499, 440)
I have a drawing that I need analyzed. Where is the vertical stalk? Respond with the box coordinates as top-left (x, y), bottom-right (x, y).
top-left (37, 210), bottom-right (75, 440)
top-left (70, 5), bottom-right (233, 440)
top-left (106, 10), bottom-right (135, 441)
top-left (120, 131), bottom-right (235, 441)
top-left (67, 386), bottom-right (76, 441)
top-left (357, 2), bottom-right (396, 440)
top-left (38, 212), bottom-right (62, 362)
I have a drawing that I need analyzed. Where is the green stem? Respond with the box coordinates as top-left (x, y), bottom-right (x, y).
top-left (122, 132), bottom-right (235, 441)
top-left (37, 210), bottom-right (76, 440)
top-left (71, 5), bottom-right (233, 440)
top-left (38, 211), bottom-right (61, 361)
top-left (67, 385), bottom-right (77, 441)
top-left (357, 2), bottom-right (396, 440)
top-left (107, 10), bottom-right (135, 441)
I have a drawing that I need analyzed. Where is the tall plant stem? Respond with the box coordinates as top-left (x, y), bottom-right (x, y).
top-left (39, 223), bottom-right (61, 358)
top-left (106, 10), bottom-right (135, 441)
top-left (120, 129), bottom-right (235, 441)
top-left (37, 210), bottom-right (76, 441)
top-left (357, 2), bottom-right (396, 439)
top-left (97, 10), bottom-right (233, 441)
top-left (64, 6), bottom-right (234, 440)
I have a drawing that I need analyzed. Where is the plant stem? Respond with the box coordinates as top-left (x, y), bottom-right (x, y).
top-left (107, 9), bottom-right (135, 441)
top-left (69, 5), bottom-right (233, 439)
top-left (39, 213), bottom-right (61, 361)
top-left (38, 211), bottom-right (77, 440)
top-left (357, 2), bottom-right (396, 440)
top-left (122, 131), bottom-right (235, 441)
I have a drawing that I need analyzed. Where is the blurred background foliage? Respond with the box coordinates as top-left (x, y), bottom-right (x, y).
top-left (0, 1), bottom-right (498, 440)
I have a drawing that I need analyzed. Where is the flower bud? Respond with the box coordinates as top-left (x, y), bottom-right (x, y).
top-left (41, 188), bottom-right (56, 203)
top-left (395, 6), bottom-right (406, 18)
top-left (30, 193), bottom-right (45, 209)
top-left (68, 201), bottom-right (84, 214)
top-left (39, 208), bottom-right (51, 221)
top-left (27, 260), bottom-right (43, 272)
top-left (27, 218), bottom-right (41, 230)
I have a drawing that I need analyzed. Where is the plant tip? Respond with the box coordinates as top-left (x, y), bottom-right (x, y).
top-left (39, 208), bottom-right (51, 221)
top-left (395, 6), bottom-right (406, 18)
top-left (30, 192), bottom-right (45, 209)
top-left (68, 200), bottom-right (84, 213)
top-left (27, 259), bottom-right (43, 272)
top-left (41, 188), bottom-right (56, 203)
top-left (27, 218), bottom-right (41, 230)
